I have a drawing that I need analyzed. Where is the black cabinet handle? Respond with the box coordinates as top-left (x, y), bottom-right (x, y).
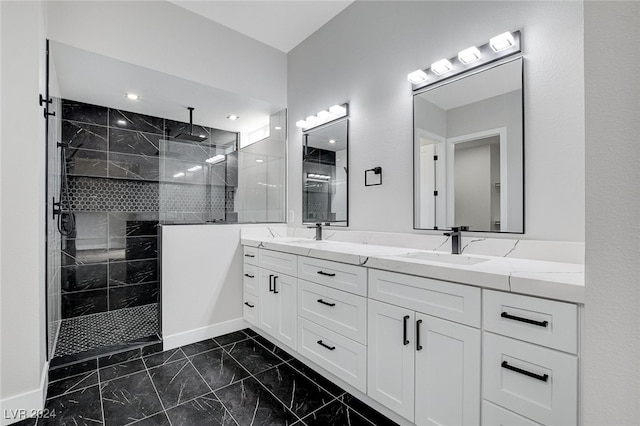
top-left (244, 273), bottom-right (255, 278)
top-left (403, 315), bottom-right (410, 345)
top-left (269, 274), bottom-right (274, 292)
top-left (501, 361), bottom-right (549, 382)
top-left (244, 302), bottom-right (255, 308)
top-left (416, 319), bottom-right (423, 351)
top-left (244, 254), bottom-right (255, 258)
top-left (273, 276), bottom-right (279, 294)
top-left (501, 312), bottom-right (549, 327)
top-left (317, 340), bottom-right (336, 351)
top-left (317, 299), bottom-right (336, 307)
top-left (317, 271), bottom-right (336, 277)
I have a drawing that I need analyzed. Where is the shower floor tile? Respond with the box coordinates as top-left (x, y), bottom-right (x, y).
top-left (29, 329), bottom-right (401, 426)
top-left (53, 303), bottom-right (160, 358)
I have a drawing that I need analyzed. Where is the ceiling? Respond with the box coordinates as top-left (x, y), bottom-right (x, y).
top-left (51, 41), bottom-right (283, 136)
top-left (168, 0), bottom-right (354, 52)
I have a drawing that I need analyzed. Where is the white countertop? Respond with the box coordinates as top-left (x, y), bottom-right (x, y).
top-left (241, 236), bottom-right (585, 304)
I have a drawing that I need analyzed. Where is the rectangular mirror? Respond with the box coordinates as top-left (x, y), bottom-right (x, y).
top-left (303, 119), bottom-right (348, 225)
top-left (414, 58), bottom-right (523, 233)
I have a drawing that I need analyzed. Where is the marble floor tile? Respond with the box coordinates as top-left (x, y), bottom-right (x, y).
top-left (255, 363), bottom-right (334, 419)
top-left (47, 371), bottom-right (99, 399)
top-left (41, 385), bottom-right (104, 426)
top-left (298, 399), bottom-right (373, 426)
top-left (215, 377), bottom-right (299, 426)
top-left (190, 348), bottom-right (249, 391)
top-left (142, 348), bottom-right (185, 369)
top-left (99, 358), bottom-right (146, 382)
top-left (180, 339), bottom-right (220, 357)
top-left (100, 371), bottom-right (163, 425)
top-left (166, 393), bottom-right (237, 426)
top-left (214, 330), bottom-right (250, 347)
top-left (148, 359), bottom-right (211, 409)
top-left (224, 338), bottom-right (284, 375)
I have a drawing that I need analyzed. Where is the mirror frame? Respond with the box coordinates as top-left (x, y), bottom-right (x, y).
top-left (302, 117), bottom-right (349, 227)
top-left (412, 57), bottom-right (524, 233)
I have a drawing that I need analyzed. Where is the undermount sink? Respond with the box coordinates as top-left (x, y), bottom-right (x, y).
top-left (398, 251), bottom-right (488, 266)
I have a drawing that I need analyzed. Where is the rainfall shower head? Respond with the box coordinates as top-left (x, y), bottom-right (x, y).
top-left (174, 107), bottom-right (208, 142)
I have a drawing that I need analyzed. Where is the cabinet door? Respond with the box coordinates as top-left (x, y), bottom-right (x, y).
top-left (367, 299), bottom-right (415, 422)
top-left (273, 273), bottom-right (297, 351)
top-left (415, 314), bottom-right (481, 426)
top-left (258, 269), bottom-right (277, 335)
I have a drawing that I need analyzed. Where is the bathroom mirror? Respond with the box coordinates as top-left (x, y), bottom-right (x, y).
top-left (303, 119), bottom-right (348, 226)
top-left (414, 58), bottom-right (523, 233)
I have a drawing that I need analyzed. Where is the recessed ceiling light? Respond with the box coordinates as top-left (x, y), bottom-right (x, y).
top-left (126, 93), bottom-right (139, 101)
top-left (458, 46), bottom-right (481, 64)
top-left (431, 59), bottom-right (453, 75)
top-left (274, 126), bottom-right (282, 130)
top-left (329, 139), bottom-right (336, 144)
top-left (256, 159), bottom-right (264, 163)
top-left (490, 32), bottom-right (515, 52)
top-left (227, 114), bottom-right (239, 121)
top-left (117, 119), bottom-right (127, 125)
top-left (187, 166), bottom-right (202, 172)
top-left (173, 172), bottom-right (185, 178)
top-left (407, 70), bottom-right (428, 84)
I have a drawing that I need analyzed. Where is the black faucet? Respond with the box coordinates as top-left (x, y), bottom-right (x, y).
top-left (307, 223), bottom-right (323, 241)
top-left (444, 226), bottom-right (468, 254)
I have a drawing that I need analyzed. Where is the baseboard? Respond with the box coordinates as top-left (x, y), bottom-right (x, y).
top-left (163, 318), bottom-right (247, 351)
top-left (0, 361), bottom-right (48, 426)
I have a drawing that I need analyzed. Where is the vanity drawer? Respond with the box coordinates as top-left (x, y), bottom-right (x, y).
top-left (259, 249), bottom-right (297, 276)
top-left (297, 317), bottom-right (367, 392)
top-left (483, 332), bottom-right (577, 426)
top-left (243, 264), bottom-right (258, 296)
top-left (298, 280), bottom-right (367, 344)
top-left (482, 400), bottom-right (543, 426)
top-left (298, 256), bottom-right (367, 296)
top-left (483, 290), bottom-right (578, 354)
top-left (243, 246), bottom-right (258, 265)
top-left (369, 269), bottom-right (481, 327)
top-left (243, 292), bottom-right (259, 327)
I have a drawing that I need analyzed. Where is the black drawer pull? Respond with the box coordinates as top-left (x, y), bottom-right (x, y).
top-left (317, 340), bottom-right (336, 351)
top-left (244, 273), bottom-right (255, 278)
top-left (501, 361), bottom-right (549, 382)
top-left (403, 315), bottom-right (410, 345)
top-left (269, 274), bottom-right (274, 292)
top-left (244, 254), bottom-right (255, 258)
top-left (317, 299), bottom-right (336, 307)
top-left (501, 312), bottom-right (549, 327)
top-left (244, 302), bottom-right (255, 308)
top-left (317, 271), bottom-right (336, 277)
top-left (273, 276), bottom-right (279, 294)
top-left (416, 319), bottom-right (423, 351)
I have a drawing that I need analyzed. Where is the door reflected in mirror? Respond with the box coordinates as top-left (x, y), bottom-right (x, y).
top-left (414, 58), bottom-right (523, 233)
top-left (303, 119), bottom-right (348, 226)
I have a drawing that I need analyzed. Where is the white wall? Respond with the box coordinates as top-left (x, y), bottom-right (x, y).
top-left (583, 2), bottom-right (640, 424)
top-left (46, 0), bottom-right (287, 106)
top-left (288, 1), bottom-right (584, 242)
top-left (0, 1), bottom-right (48, 424)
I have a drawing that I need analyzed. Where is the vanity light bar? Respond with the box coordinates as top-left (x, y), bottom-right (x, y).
top-left (296, 103), bottom-right (349, 131)
top-left (307, 173), bottom-right (331, 180)
top-left (408, 30), bottom-right (521, 90)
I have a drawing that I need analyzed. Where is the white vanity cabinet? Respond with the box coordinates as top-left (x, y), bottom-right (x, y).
top-left (244, 249), bottom-right (298, 351)
top-left (367, 270), bottom-right (481, 425)
top-left (481, 290), bottom-right (579, 426)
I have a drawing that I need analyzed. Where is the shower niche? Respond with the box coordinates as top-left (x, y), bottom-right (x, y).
top-left (46, 41), bottom-right (286, 365)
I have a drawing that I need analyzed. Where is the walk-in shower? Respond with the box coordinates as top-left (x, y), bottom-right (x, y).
top-left (45, 41), bottom-right (286, 367)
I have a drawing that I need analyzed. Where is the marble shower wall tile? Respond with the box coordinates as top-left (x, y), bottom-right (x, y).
top-left (109, 259), bottom-right (158, 286)
top-left (108, 152), bottom-right (159, 181)
top-left (62, 100), bottom-right (108, 126)
top-left (109, 128), bottom-right (162, 156)
top-left (108, 212), bottom-right (159, 238)
top-left (108, 282), bottom-right (159, 310)
top-left (164, 119), bottom-right (211, 140)
top-left (61, 289), bottom-right (108, 318)
top-left (109, 109), bottom-right (165, 134)
top-left (61, 264), bottom-right (108, 292)
top-left (62, 120), bottom-right (108, 151)
top-left (65, 148), bottom-right (108, 177)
